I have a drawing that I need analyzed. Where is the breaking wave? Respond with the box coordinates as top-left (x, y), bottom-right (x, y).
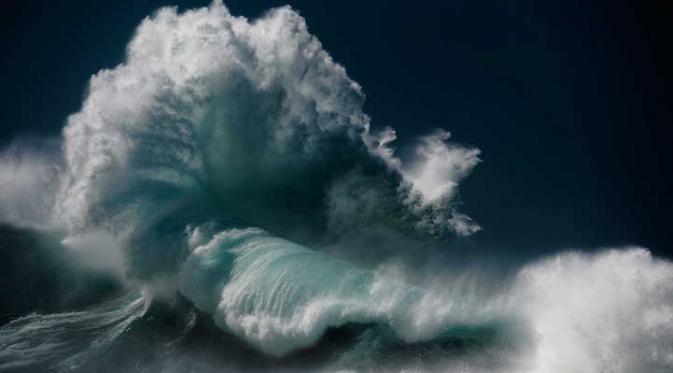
top-left (0, 1), bottom-right (671, 372)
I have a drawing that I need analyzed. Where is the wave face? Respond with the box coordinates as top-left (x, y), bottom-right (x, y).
top-left (0, 1), bottom-right (672, 372)
top-left (179, 226), bottom-right (502, 357)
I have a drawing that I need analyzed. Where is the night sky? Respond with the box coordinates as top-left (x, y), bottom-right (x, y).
top-left (2, 0), bottom-right (672, 259)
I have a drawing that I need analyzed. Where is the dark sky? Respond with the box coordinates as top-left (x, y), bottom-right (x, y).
top-left (2, 0), bottom-right (672, 259)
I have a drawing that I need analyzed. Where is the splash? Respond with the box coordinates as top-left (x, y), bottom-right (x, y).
top-left (0, 1), bottom-right (671, 372)
top-left (54, 1), bottom-right (479, 241)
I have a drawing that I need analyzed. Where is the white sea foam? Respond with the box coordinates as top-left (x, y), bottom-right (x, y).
top-left (515, 248), bottom-right (673, 372)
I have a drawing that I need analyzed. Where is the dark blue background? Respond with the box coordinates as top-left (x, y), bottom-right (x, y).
top-left (2, 0), bottom-right (671, 259)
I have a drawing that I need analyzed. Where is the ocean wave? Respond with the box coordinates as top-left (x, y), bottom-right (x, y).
top-left (0, 1), bottom-right (671, 372)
